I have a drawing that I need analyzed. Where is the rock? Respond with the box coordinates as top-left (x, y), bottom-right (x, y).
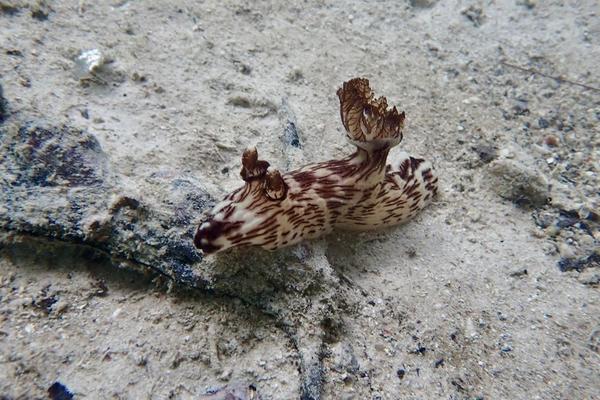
top-left (472, 144), bottom-right (497, 164)
top-left (543, 134), bottom-right (560, 147)
top-left (48, 381), bottom-right (74, 400)
top-left (589, 328), bottom-right (600, 353)
top-left (558, 252), bottom-right (600, 272)
top-left (538, 117), bottom-right (550, 129)
top-left (396, 368), bottom-right (405, 379)
top-left (511, 99), bottom-right (530, 116)
top-left (0, 83), bottom-right (7, 123)
top-left (487, 158), bottom-right (549, 208)
top-left (517, 0), bottom-right (537, 9)
top-left (509, 268), bottom-right (528, 277)
top-left (409, 0), bottom-right (438, 8)
top-left (577, 269), bottom-right (600, 287)
top-left (287, 68), bottom-right (304, 82)
top-left (280, 99), bottom-right (303, 149)
top-left (0, 121), bottom-right (209, 287)
top-left (461, 5), bottom-right (485, 27)
top-left (31, 0), bottom-right (51, 20)
top-left (0, 1), bottom-right (22, 15)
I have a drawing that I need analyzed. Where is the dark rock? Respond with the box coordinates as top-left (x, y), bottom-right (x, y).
top-left (472, 144), bottom-right (497, 164)
top-left (461, 5), bottom-right (485, 27)
top-left (578, 270), bottom-right (600, 287)
top-left (434, 358), bottom-right (444, 368)
top-left (589, 328), bottom-right (600, 353)
top-left (0, 83), bottom-right (7, 123)
top-left (512, 100), bottom-right (529, 116)
top-left (284, 121), bottom-right (302, 148)
top-left (6, 49), bottom-right (22, 56)
top-left (538, 117), bottom-right (550, 129)
top-left (500, 344), bottom-right (512, 353)
top-left (517, 0), bottom-right (537, 9)
top-left (300, 365), bottom-right (322, 400)
top-left (558, 252), bottom-right (600, 272)
top-left (396, 368), bottom-right (405, 379)
top-left (280, 99), bottom-right (303, 149)
top-left (48, 382), bottom-right (74, 400)
top-left (0, 1), bottom-right (21, 15)
top-left (410, 344), bottom-right (427, 355)
top-left (556, 209), bottom-right (580, 229)
top-left (509, 268), bottom-right (528, 277)
top-left (0, 121), bottom-right (210, 287)
top-left (31, 1), bottom-right (51, 21)
top-left (409, 0), bottom-right (438, 8)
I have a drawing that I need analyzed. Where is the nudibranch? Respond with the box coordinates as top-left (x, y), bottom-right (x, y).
top-left (194, 78), bottom-right (438, 254)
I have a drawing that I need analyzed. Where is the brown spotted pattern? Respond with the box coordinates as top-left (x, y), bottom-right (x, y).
top-left (194, 78), bottom-right (438, 254)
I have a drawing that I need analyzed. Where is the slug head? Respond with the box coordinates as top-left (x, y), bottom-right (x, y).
top-left (194, 146), bottom-right (288, 254)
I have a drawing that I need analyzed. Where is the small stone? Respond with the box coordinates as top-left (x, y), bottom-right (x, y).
top-left (461, 5), bottom-right (485, 26)
top-left (509, 268), bottom-right (528, 277)
top-left (219, 368), bottom-right (232, 381)
top-left (31, 0), bottom-right (51, 20)
top-left (511, 100), bottom-right (529, 116)
top-left (500, 344), bottom-right (512, 353)
top-left (53, 299), bottom-right (69, 315)
top-left (543, 135), bottom-right (559, 147)
top-left (396, 368), bottom-right (405, 379)
top-left (238, 63), bottom-right (251, 75)
top-left (135, 353), bottom-right (148, 366)
top-left (518, 0), bottom-right (537, 9)
top-left (589, 328), bottom-right (600, 353)
top-left (487, 158), bottom-right (549, 208)
top-left (75, 49), bottom-right (105, 76)
top-left (472, 144), bottom-right (497, 163)
top-left (287, 68), bottom-right (304, 82)
top-left (0, 83), bottom-right (8, 123)
top-left (578, 270), bottom-right (600, 287)
top-left (6, 49), bottom-right (22, 56)
top-left (468, 210), bottom-right (481, 223)
top-left (409, 0), bottom-right (438, 7)
top-left (558, 243), bottom-right (575, 259)
top-left (131, 72), bottom-right (146, 82)
top-left (538, 117), bottom-right (550, 129)
top-left (48, 382), bottom-right (74, 400)
top-left (19, 77), bottom-right (31, 87)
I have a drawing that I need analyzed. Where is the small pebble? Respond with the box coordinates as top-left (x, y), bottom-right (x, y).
top-left (544, 135), bottom-right (560, 147)
top-left (396, 368), bottom-right (405, 379)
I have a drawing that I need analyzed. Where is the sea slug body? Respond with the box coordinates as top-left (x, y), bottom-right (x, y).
top-left (194, 78), bottom-right (438, 254)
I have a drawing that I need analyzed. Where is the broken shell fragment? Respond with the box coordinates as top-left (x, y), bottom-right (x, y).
top-left (75, 49), bottom-right (105, 77)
